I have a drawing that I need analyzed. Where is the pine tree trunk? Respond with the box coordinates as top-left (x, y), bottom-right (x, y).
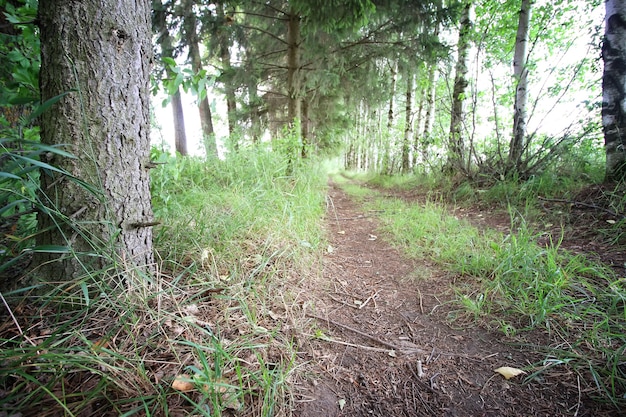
top-left (508, 0), bottom-right (532, 175)
top-left (286, 10), bottom-right (302, 129)
top-left (448, 1), bottom-right (472, 173)
top-left (217, 5), bottom-right (237, 144)
top-left (37, 0), bottom-right (154, 280)
top-left (603, 0), bottom-right (626, 181)
top-left (183, 0), bottom-right (217, 157)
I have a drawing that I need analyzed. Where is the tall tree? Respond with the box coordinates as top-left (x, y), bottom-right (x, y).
top-left (37, 0), bottom-right (154, 279)
top-left (402, 71), bottom-right (413, 172)
top-left (508, 0), bottom-right (532, 174)
top-left (181, 0), bottom-right (217, 157)
top-left (286, 8), bottom-right (302, 128)
top-left (603, 0), bottom-right (626, 181)
top-left (216, 3), bottom-right (238, 142)
top-left (153, 0), bottom-right (188, 156)
top-left (447, 0), bottom-right (472, 173)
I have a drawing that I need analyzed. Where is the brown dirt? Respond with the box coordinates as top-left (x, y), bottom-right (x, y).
top-left (293, 181), bottom-right (622, 417)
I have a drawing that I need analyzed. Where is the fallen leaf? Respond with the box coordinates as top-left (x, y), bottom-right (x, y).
top-left (494, 366), bottom-right (526, 380)
top-left (172, 374), bottom-right (194, 392)
top-left (368, 234), bottom-right (377, 240)
top-left (327, 245), bottom-right (334, 253)
top-left (337, 230), bottom-right (345, 234)
top-left (338, 399), bottom-right (346, 410)
top-left (388, 350), bottom-right (397, 357)
top-left (607, 219), bottom-right (616, 224)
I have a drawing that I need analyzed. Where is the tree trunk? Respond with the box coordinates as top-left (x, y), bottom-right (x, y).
top-left (301, 96), bottom-right (309, 157)
top-left (602, 0), bottom-right (626, 181)
top-left (508, 0), bottom-right (532, 175)
top-left (183, 0), bottom-right (217, 157)
top-left (217, 4), bottom-right (237, 144)
top-left (171, 89), bottom-right (188, 156)
top-left (382, 60), bottom-right (397, 174)
top-left (153, 0), bottom-right (187, 156)
top-left (37, 0), bottom-right (154, 280)
top-left (402, 73), bottom-right (413, 172)
top-left (448, 1), bottom-right (472, 173)
top-left (420, 60), bottom-right (437, 165)
top-left (286, 10), bottom-right (302, 129)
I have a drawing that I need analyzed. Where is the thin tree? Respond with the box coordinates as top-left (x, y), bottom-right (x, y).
top-left (181, 0), bottom-right (218, 157)
top-left (37, 0), bottom-right (155, 279)
top-left (153, 0), bottom-right (188, 155)
top-left (402, 72), bottom-right (413, 172)
top-left (602, 0), bottom-right (626, 181)
top-left (508, 0), bottom-right (532, 175)
top-left (447, 0), bottom-right (471, 173)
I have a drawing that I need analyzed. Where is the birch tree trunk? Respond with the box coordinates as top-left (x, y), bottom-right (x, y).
top-left (508, 0), bottom-right (532, 174)
top-left (37, 0), bottom-right (155, 280)
top-left (447, 1), bottom-right (471, 173)
top-left (402, 73), bottom-right (413, 172)
top-left (603, 0), bottom-right (626, 181)
top-left (382, 60), bottom-right (397, 174)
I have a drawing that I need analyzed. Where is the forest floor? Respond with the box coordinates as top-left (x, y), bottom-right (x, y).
top-left (293, 179), bottom-right (623, 417)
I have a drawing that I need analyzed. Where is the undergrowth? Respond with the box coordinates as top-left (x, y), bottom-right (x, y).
top-left (335, 172), bottom-right (626, 408)
top-left (0, 148), bottom-right (327, 416)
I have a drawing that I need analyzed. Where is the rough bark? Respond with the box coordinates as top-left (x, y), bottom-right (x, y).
top-left (37, 0), bottom-right (154, 280)
top-left (508, 0), bottom-right (532, 174)
top-left (603, 0), bottom-right (626, 181)
top-left (182, 0), bottom-right (217, 157)
top-left (448, 1), bottom-right (471, 172)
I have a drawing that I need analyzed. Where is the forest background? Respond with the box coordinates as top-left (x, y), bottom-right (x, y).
top-left (1, 0), bottom-right (626, 415)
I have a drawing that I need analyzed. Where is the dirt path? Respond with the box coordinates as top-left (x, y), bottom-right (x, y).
top-left (294, 182), bottom-right (616, 417)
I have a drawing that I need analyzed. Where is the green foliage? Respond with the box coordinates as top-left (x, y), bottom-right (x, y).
top-left (150, 145), bottom-right (327, 272)
top-left (152, 57), bottom-right (216, 106)
top-left (339, 178), bottom-right (626, 407)
top-left (0, 0), bottom-right (39, 108)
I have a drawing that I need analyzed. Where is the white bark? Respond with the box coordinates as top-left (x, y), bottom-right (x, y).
top-left (509, 0), bottom-right (532, 172)
top-left (603, 0), bottom-right (626, 181)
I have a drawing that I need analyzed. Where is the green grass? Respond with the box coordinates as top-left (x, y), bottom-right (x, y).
top-left (336, 175), bottom-right (626, 408)
top-left (0, 147), bottom-right (328, 416)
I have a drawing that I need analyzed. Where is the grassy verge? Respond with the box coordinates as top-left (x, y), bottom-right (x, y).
top-left (334, 172), bottom-right (626, 408)
top-left (0, 148), bottom-right (328, 416)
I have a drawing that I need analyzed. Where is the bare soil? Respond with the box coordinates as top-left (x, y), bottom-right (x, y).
top-left (294, 181), bottom-right (623, 417)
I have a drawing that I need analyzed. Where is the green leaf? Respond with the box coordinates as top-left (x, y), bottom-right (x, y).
top-left (29, 143), bottom-right (76, 159)
top-left (80, 282), bottom-right (90, 306)
top-left (162, 57), bottom-right (176, 67)
top-left (31, 245), bottom-right (71, 253)
top-left (0, 199), bottom-right (28, 216)
top-left (27, 90), bottom-right (76, 123)
top-left (0, 172), bottom-right (22, 181)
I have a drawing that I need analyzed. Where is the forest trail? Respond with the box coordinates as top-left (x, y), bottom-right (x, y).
top-left (294, 181), bottom-right (615, 417)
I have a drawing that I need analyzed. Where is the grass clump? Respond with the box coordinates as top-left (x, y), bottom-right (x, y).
top-left (337, 177), bottom-right (626, 408)
top-left (0, 146), bottom-right (328, 416)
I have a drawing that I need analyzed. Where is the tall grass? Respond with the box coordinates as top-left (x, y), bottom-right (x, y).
top-left (0, 146), bottom-right (328, 416)
top-left (336, 175), bottom-right (626, 407)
